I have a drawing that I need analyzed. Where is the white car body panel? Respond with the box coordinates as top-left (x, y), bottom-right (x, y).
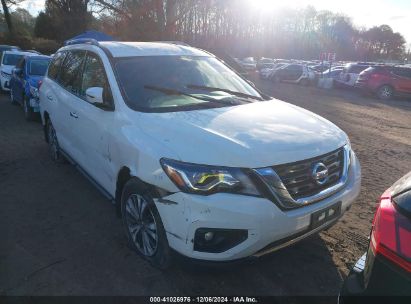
top-left (39, 42), bottom-right (361, 261)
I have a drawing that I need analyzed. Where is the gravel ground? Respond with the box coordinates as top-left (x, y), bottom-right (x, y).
top-left (1, 81), bottom-right (410, 297)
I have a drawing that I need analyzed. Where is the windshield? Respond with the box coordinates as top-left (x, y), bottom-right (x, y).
top-left (114, 56), bottom-right (262, 112)
top-left (2, 54), bottom-right (23, 66)
top-left (29, 59), bottom-right (50, 76)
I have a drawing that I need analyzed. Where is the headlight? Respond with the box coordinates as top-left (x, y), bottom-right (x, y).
top-left (1, 71), bottom-right (11, 79)
top-left (160, 158), bottom-right (260, 196)
top-left (30, 86), bottom-right (39, 98)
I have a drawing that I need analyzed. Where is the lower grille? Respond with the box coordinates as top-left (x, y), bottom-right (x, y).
top-left (273, 148), bottom-right (345, 200)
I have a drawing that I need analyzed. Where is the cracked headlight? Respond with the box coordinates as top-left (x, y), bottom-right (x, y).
top-left (160, 158), bottom-right (260, 196)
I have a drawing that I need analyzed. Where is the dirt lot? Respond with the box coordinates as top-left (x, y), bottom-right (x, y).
top-left (1, 81), bottom-right (410, 297)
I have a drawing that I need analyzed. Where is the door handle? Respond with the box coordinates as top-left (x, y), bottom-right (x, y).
top-left (47, 95), bottom-right (53, 101)
top-left (70, 112), bottom-right (78, 118)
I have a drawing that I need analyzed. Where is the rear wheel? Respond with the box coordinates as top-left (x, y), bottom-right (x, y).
top-left (23, 96), bottom-right (35, 121)
top-left (121, 179), bottom-right (171, 269)
top-left (377, 85), bottom-right (394, 100)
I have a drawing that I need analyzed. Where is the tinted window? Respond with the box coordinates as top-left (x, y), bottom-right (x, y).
top-left (286, 65), bottom-right (302, 71)
top-left (80, 52), bottom-right (112, 104)
top-left (393, 67), bottom-right (411, 79)
top-left (48, 52), bottom-right (66, 80)
top-left (349, 65), bottom-right (369, 74)
top-left (29, 59), bottom-right (50, 76)
top-left (15, 57), bottom-right (25, 69)
top-left (2, 54), bottom-right (23, 65)
top-left (59, 50), bottom-right (86, 93)
top-left (394, 191), bottom-right (411, 217)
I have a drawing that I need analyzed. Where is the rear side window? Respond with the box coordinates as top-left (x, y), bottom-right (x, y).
top-left (349, 65), bottom-right (369, 74)
top-left (393, 68), bottom-right (411, 79)
top-left (59, 50), bottom-right (86, 94)
top-left (48, 52), bottom-right (66, 80)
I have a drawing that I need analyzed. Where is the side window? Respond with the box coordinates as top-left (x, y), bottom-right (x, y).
top-left (59, 50), bottom-right (86, 94)
top-left (80, 52), bottom-right (113, 105)
top-left (16, 58), bottom-right (25, 69)
top-left (48, 52), bottom-right (66, 80)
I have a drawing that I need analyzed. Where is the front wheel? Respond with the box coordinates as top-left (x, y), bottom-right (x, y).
top-left (121, 179), bottom-right (171, 269)
top-left (23, 96), bottom-right (35, 121)
top-left (46, 120), bottom-right (65, 163)
top-left (10, 89), bottom-right (17, 105)
top-left (377, 85), bottom-right (394, 100)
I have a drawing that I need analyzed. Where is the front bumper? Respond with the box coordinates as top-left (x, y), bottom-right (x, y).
top-left (155, 153), bottom-right (361, 261)
top-left (1, 76), bottom-right (11, 91)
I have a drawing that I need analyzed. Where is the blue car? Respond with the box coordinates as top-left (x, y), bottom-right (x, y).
top-left (10, 55), bottom-right (51, 120)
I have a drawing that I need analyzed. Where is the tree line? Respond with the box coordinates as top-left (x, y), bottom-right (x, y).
top-left (1, 0), bottom-right (409, 61)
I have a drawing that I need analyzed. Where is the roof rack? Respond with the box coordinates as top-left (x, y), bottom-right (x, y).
top-left (150, 41), bottom-right (190, 47)
top-left (64, 38), bottom-right (100, 46)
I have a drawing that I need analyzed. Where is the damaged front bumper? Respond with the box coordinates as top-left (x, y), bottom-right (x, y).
top-left (154, 155), bottom-right (361, 261)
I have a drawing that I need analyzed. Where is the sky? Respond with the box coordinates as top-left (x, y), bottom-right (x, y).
top-left (17, 0), bottom-right (411, 47)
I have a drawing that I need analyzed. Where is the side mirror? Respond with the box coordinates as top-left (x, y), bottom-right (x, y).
top-left (85, 87), bottom-right (104, 105)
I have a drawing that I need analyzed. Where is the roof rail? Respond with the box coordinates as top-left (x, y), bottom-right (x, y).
top-left (151, 41), bottom-right (190, 47)
top-left (65, 38), bottom-right (100, 46)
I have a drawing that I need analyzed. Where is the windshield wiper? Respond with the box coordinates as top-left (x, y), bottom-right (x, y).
top-left (186, 84), bottom-right (263, 101)
top-left (144, 85), bottom-right (247, 105)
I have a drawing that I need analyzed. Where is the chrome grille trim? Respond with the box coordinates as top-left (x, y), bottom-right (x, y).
top-left (254, 145), bottom-right (350, 209)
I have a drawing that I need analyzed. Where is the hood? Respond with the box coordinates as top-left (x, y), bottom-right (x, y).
top-left (1, 65), bottom-right (14, 75)
top-left (138, 100), bottom-right (348, 168)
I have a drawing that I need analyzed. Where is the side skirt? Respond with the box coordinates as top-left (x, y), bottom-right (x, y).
top-left (59, 149), bottom-right (116, 204)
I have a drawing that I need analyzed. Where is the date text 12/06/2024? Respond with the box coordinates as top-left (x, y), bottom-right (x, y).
top-left (150, 297), bottom-right (258, 303)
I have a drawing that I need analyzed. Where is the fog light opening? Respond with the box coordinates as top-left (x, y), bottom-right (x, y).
top-left (204, 231), bottom-right (214, 241)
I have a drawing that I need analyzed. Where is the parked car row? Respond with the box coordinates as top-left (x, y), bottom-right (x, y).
top-left (256, 58), bottom-right (411, 100)
top-left (2, 42), bottom-right (409, 297)
top-left (0, 47), bottom-right (51, 120)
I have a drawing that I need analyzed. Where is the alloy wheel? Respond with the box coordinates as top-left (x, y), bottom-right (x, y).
top-left (125, 194), bottom-right (158, 257)
top-left (380, 86), bottom-right (392, 99)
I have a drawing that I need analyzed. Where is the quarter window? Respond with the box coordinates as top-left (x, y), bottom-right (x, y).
top-left (59, 50), bottom-right (86, 94)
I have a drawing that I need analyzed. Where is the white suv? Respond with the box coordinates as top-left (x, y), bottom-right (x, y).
top-left (39, 40), bottom-right (361, 268)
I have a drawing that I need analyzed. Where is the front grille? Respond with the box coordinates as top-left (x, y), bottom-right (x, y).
top-left (273, 148), bottom-right (344, 200)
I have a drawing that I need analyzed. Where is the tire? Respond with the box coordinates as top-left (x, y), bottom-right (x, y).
top-left (376, 85), bottom-right (394, 100)
top-left (10, 89), bottom-right (17, 105)
top-left (300, 78), bottom-right (309, 86)
top-left (121, 178), bottom-right (171, 269)
top-left (23, 95), bottom-right (35, 121)
top-left (46, 119), bottom-right (65, 163)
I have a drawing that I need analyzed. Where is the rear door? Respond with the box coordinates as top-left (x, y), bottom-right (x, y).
top-left (286, 65), bottom-right (303, 81)
top-left (53, 50), bottom-right (86, 160)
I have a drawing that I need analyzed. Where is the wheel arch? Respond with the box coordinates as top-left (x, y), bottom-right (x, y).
top-left (115, 166), bottom-right (166, 217)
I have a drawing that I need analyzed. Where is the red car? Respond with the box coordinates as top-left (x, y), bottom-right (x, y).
top-left (355, 66), bottom-right (411, 100)
top-left (340, 171), bottom-right (411, 300)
